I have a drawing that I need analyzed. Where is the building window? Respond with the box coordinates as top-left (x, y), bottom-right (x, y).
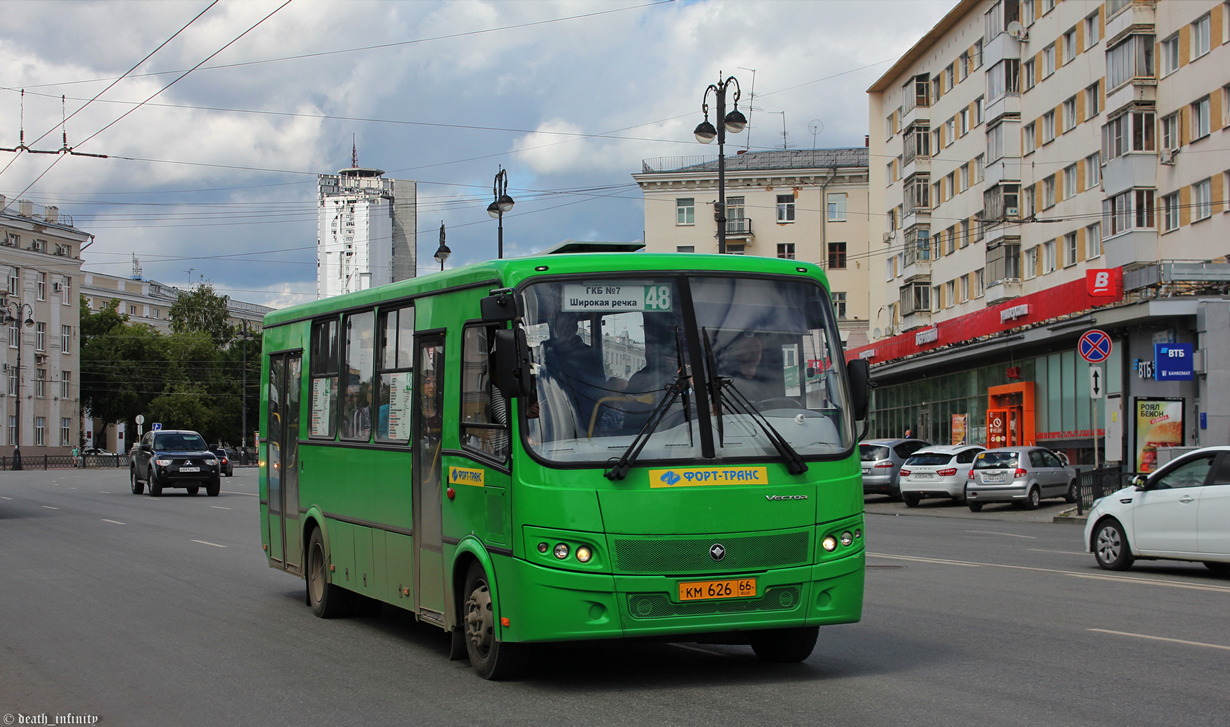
top-left (7, 368), bottom-right (16, 396)
top-left (1086, 222), bottom-right (1102, 259)
top-left (36, 272), bottom-right (46, 301)
top-left (899, 282), bottom-right (930, 315)
top-left (986, 240), bottom-right (1021, 283)
top-left (1043, 240), bottom-right (1056, 273)
top-left (1193, 179), bottom-right (1212, 221)
top-left (1161, 192), bottom-right (1181, 231)
top-left (676, 245), bottom-right (694, 253)
top-left (1161, 113), bottom-right (1180, 150)
top-left (1106, 34), bottom-right (1155, 90)
top-left (675, 198), bottom-right (695, 226)
top-left (905, 227), bottom-right (931, 265)
top-left (904, 174), bottom-right (931, 214)
top-left (1085, 11), bottom-right (1101, 48)
top-left (1042, 111), bottom-right (1056, 143)
top-left (1192, 14), bottom-right (1211, 60)
top-left (61, 370), bottom-right (70, 399)
top-left (1103, 188), bottom-right (1155, 236)
top-left (827, 193), bottom-right (847, 221)
top-left (1022, 60), bottom-right (1036, 92)
top-left (1043, 44), bottom-right (1056, 77)
top-left (1063, 165), bottom-right (1077, 199)
top-left (831, 292), bottom-right (847, 320)
top-left (945, 118), bottom-right (956, 146)
top-left (6, 415), bottom-right (14, 445)
top-left (975, 96), bottom-right (984, 125)
top-left (35, 322), bottom-right (46, 351)
top-left (60, 277), bottom-right (70, 305)
top-left (35, 417), bottom-right (46, 447)
top-left (827, 242), bottom-right (847, 269)
top-left (61, 325), bottom-right (71, 354)
top-left (975, 154), bottom-right (985, 183)
top-left (776, 194), bottom-right (795, 223)
top-left (987, 122), bottom-right (1006, 161)
top-left (1023, 186), bottom-right (1036, 218)
top-left (975, 268), bottom-right (985, 298)
top-left (61, 417), bottom-right (72, 447)
top-left (1042, 176), bottom-right (1056, 209)
top-left (945, 280), bottom-right (956, 308)
top-left (1064, 232), bottom-right (1078, 266)
top-left (1085, 153), bottom-right (1101, 188)
top-left (1023, 122), bottom-right (1037, 154)
top-left (1160, 34), bottom-right (1180, 76)
top-left (7, 267), bottom-right (17, 297)
top-left (1192, 97), bottom-right (1211, 140)
top-left (1063, 28), bottom-right (1077, 64)
top-left (777, 243), bottom-right (796, 260)
top-left (1102, 109), bottom-right (1154, 160)
top-left (726, 243), bottom-right (745, 255)
top-left (35, 369), bottom-right (46, 398)
top-left (903, 123), bottom-right (931, 163)
top-left (987, 59), bottom-right (1020, 101)
top-left (1085, 82), bottom-right (1102, 119)
top-left (1024, 246), bottom-right (1038, 279)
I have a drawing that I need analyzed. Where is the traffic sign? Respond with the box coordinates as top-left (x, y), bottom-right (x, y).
top-left (1078, 329), bottom-right (1112, 363)
top-left (151, 422), bottom-right (162, 431)
top-left (1089, 365), bottom-right (1104, 399)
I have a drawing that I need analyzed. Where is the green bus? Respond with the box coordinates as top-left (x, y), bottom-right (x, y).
top-left (259, 249), bottom-right (871, 679)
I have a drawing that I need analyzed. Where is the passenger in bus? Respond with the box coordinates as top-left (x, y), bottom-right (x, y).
top-left (539, 313), bottom-right (609, 433)
top-left (719, 335), bottom-right (777, 404)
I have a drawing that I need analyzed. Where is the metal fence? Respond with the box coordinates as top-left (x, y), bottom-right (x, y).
top-left (1075, 465), bottom-right (1139, 515)
top-left (0, 453), bottom-right (131, 471)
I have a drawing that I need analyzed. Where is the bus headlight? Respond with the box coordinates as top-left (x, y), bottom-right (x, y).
top-left (840, 531), bottom-right (854, 547)
top-left (575, 546), bottom-right (593, 563)
top-left (553, 543), bottom-right (570, 560)
top-left (822, 535), bottom-right (838, 552)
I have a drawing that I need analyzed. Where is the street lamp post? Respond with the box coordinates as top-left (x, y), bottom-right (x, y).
top-left (487, 167), bottom-right (515, 259)
top-left (4, 301), bottom-right (35, 470)
top-left (434, 221), bottom-right (451, 270)
top-left (694, 72), bottom-right (747, 255)
top-left (240, 319), bottom-right (249, 465)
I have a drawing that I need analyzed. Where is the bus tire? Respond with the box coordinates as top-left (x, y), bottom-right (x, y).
top-left (307, 528), bottom-right (353, 618)
top-left (130, 468), bottom-right (144, 495)
top-left (462, 562), bottom-right (526, 680)
top-left (148, 471), bottom-right (163, 497)
top-left (750, 626), bottom-right (819, 663)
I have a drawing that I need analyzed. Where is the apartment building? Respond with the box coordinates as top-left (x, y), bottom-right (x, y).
top-left (634, 148), bottom-right (872, 347)
top-left (0, 198), bottom-right (89, 463)
top-left (864, 0), bottom-right (1230, 469)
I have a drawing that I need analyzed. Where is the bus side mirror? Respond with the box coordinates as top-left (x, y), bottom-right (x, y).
top-left (491, 328), bottom-right (531, 399)
top-left (846, 358), bottom-right (871, 421)
top-left (481, 291), bottom-right (517, 323)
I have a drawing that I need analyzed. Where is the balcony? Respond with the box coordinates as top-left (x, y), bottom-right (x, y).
top-left (725, 217), bottom-right (753, 240)
top-left (1104, 229), bottom-right (1159, 270)
top-left (984, 277), bottom-right (1023, 305)
top-left (1106, 1), bottom-right (1154, 44)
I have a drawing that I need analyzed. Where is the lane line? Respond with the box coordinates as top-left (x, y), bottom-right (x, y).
top-left (966, 530), bottom-right (1035, 539)
top-left (101, 519), bottom-right (126, 525)
top-left (1066, 573), bottom-right (1230, 593)
top-left (1028, 548), bottom-right (1088, 556)
top-left (41, 505), bottom-right (60, 510)
top-left (210, 506), bottom-right (232, 510)
top-left (1089, 628), bottom-right (1230, 652)
top-left (192, 540), bottom-right (227, 548)
top-left (0, 496), bottom-right (11, 500)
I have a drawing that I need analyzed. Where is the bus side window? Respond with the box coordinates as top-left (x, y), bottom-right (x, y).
top-left (460, 325), bottom-right (509, 461)
top-left (375, 305), bottom-right (415, 443)
top-left (308, 318), bottom-right (339, 438)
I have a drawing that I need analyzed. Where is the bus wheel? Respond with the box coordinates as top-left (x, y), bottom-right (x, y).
top-left (307, 528), bottom-right (352, 618)
top-left (750, 626), bottom-right (819, 663)
top-left (462, 562), bottom-right (526, 680)
top-left (130, 469), bottom-right (144, 495)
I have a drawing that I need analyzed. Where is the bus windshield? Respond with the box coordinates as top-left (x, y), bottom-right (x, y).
top-left (519, 275), bottom-right (853, 465)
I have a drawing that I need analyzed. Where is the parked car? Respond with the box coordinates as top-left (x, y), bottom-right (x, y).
top-left (83, 447), bottom-right (117, 456)
top-left (965, 446), bottom-right (1078, 511)
top-left (211, 448), bottom-right (234, 477)
top-left (1085, 446), bottom-right (1230, 573)
top-left (860, 438), bottom-right (931, 498)
top-left (130, 429), bottom-right (221, 497)
top-left (899, 444), bottom-right (987, 507)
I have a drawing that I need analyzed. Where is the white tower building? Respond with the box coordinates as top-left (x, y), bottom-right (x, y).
top-left (317, 159), bottom-right (417, 299)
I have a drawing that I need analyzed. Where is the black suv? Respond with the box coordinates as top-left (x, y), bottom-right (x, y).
top-left (130, 429), bottom-right (222, 496)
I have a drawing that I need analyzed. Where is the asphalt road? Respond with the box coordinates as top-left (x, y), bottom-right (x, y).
top-left (2, 468), bottom-right (1227, 727)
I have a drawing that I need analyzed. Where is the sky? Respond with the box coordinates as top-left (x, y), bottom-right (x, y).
top-left (0, 0), bottom-right (953, 310)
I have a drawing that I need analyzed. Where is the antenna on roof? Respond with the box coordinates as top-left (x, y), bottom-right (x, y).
top-left (737, 67), bottom-right (757, 151)
top-left (131, 253), bottom-right (143, 280)
top-left (352, 134), bottom-right (358, 167)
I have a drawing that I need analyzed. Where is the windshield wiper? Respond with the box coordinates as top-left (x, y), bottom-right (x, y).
top-left (605, 370), bottom-right (691, 481)
top-left (718, 377), bottom-right (808, 476)
top-left (701, 328), bottom-right (725, 447)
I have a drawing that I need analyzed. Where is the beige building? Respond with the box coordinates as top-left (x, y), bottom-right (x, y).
top-left (634, 149), bottom-right (872, 346)
top-left (862, 0), bottom-right (1230, 462)
top-left (0, 198), bottom-right (88, 464)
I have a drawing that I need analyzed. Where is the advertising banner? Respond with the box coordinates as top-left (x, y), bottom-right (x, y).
top-left (1134, 397), bottom-right (1184, 473)
top-left (951, 414), bottom-right (967, 445)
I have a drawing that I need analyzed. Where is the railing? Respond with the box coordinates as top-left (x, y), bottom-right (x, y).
top-left (726, 218), bottom-right (752, 235)
top-left (1075, 465), bottom-right (1137, 515)
top-left (0, 453), bottom-right (131, 471)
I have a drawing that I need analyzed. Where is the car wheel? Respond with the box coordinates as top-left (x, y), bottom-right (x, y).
top-left (1064, 480), bottom-right (1079, 504)
top-left (967, 500), bottom-right (983, 512)
top-left (206, 477), bottom-right (221, 497)
top-left (225, 469), bottom-right (233, 478)
top-left (1203, 561), bottom-right (1230, 577)
top-left (130, 468), bottom-right (144, 495)
top-left (750, 625), bottom-right (819, 663)
top-left (1093, 518), bottom-right (1134, 571)
top-left (306, 528), bottom-right (354, 618)
top-left (463, 562), bottom-right (527, 680)
top-left (903, 493), bottom-right (920, 508)
top-left (1023, 486), bottom-right (1041, 510)
top-left (187, 486), bottom-right (200, 496)
top-left (148, 470), bottom-right (163, 497)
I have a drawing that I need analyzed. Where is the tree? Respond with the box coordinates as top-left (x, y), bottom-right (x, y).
top-left (79, 299), bottom-right (169, 427)
top-left (169, 283), bottom-right (234, 348)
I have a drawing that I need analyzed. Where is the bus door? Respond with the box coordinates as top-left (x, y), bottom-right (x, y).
top-left (266, 351), bottom-right (303, 572)
top-left (413, 335), bottom-right (447, 621)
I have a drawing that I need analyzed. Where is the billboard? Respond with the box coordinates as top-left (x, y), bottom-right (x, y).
top-left (1134, 397), bottom-right (1184, 473)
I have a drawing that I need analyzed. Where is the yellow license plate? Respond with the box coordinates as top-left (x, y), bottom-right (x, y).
top-left (677, 578), bottom-right (757, 602)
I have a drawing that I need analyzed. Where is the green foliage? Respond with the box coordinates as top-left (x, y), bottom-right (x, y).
top-left (169, 283), bottom-right (234, 348)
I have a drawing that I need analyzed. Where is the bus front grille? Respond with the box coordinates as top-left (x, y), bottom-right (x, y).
top-left (627, 586), bottom-right (802, 619)
top-left (612, 531), bottom-right (810, 574)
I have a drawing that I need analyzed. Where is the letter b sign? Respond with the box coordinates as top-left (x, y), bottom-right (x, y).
top-left (1086, 268), bottom-right (1121, 297)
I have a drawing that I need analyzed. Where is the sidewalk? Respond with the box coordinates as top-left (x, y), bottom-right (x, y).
top-left (863, 495), bottom-right (1087, 524)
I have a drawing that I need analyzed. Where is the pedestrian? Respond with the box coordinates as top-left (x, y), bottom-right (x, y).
top-left (903, 428), bottom-right (913, 438)
top-left (71, 445), bottom-right (81, 468)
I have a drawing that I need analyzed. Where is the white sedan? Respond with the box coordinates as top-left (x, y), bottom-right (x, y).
top-left (1085, 446), bottom-right (1230, 574)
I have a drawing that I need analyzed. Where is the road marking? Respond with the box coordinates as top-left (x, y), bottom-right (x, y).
top-left (41, 505), bottom-right (60, 510)
top-left (210, 506), bottom-right (231, 510)
top-left (192, 540), bottom-right (226, 548)
top-left (1028, 548), bottom-right (1087, 556)
top-left (101, 519), bottom-right (126, 525)
top-left (0, 496), bottom-right (11, 500)
top-left (967, 530), bottom-right (1035, 539)
top-left (870, 553), bottom-right (983, 568)
top-left (1066, 573), bottom-right (1230, 593)
top-left (1089, 628), bottom-right (1230, 652)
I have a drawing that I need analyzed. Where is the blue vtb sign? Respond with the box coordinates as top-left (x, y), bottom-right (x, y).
top-left (1154, 343), bottom-right (1194, 381)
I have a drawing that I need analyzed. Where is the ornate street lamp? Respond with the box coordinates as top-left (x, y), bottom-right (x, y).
top-left (4, 301), bottom-right (35, 470)
top-left (487, 166), bottom-right (515, 259)
top-left (694, 72), bottom-right (747, 255)
top-left (434, 221), bottom-right (451, 270)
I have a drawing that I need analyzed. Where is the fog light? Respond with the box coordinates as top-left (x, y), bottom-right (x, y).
top-left (537, 542), bottom-right (549, 554)
top-left (854, 529), bottom-right (862, 539)
top-left (822, 535), bottom-right (838, 552)
top-left (553, 543), bottom-right (570, 559)
top-left (575, 546), bottom-right (593, 563)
